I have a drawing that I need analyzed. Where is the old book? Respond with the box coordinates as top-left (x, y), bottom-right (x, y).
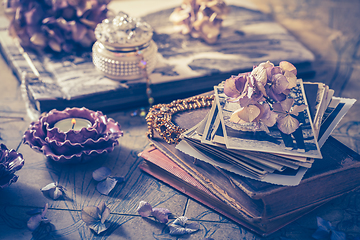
top-left (139, 147), bottom-right (327, 236)
top-left (0, 3), bottom-right (314, 113)
top-left (140, 135), bottom-right (360, 236)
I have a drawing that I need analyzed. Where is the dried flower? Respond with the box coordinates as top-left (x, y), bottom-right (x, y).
top-left (4, 0), bottom-right (110, 54)
top-left (223, 60), bottom-right (307, 134)
top-left (168, 216), bottom-right (200, 235)
top-left (0, 143), bottom-right (24, 189)
top-left (169, 0), bottom-right (229, 44)
top-left (41, 182), bottom-right (66, 200)
top-left (137, 201), bottom-right (171, 223)
top-left (81, 202), bottom-right (110, 234)
top-left (27, 203), bottom-right (50, 231)
top-left (312, 217), bottom-right (346, 240)
top-left (92, 166), bottom-right (124, 195)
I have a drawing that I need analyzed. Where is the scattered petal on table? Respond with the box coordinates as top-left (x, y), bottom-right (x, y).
top-left (41, 182), bottom-right (66, 200)
top-left (137, 201), bottom-right (153, 217)
top-left (96, 177), bottom-right (117, 195)
top-left (81, 202), bottom-right (111, 234)
top-left (151, 207), bottom-right (171, 223)
top-left (92, 167), bottom-right (112, 181)
top-left (27, 203), bottom-right (49, 231)
top-left (168, 216), bottom-right (199, 235)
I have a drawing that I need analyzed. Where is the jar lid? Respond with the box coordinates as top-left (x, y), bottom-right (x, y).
top-left (94, 11), bottom-right (153, 50)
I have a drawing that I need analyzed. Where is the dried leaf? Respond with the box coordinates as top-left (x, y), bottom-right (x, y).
top-left (96, 177), bottom-right (117, 195)
top-left (168, 216), bottom-right (200, 235)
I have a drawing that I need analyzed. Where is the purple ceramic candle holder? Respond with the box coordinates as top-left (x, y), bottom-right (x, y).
top-left (0, 143), bottom-right (24, 188)
top-left (23, 107), bottom-right (123, 164)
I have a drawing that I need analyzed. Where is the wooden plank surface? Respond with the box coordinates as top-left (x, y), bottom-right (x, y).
top-left (0, 0), bottom-right (360, 239)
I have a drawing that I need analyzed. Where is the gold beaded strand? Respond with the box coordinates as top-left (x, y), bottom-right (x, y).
top-left (146, 95), bottom-right (214, 144)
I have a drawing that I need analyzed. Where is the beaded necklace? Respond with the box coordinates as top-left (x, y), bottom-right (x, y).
top-left (146, 95), bottom-right (214, 144)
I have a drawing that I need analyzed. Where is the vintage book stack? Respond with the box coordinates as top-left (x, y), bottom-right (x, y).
top-left (138, 61), bottom-right (360, 236)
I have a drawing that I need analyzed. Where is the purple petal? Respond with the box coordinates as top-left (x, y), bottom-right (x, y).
top-left (93, 167), bottom-right (111, 181)
top-left (96, 178), bottom-right (117, 195)
top-left (151, 207), bottom-right (171, 223)
top-left (224, 74), bottom-right (247, 98)
top-left (137, 201), bottom-right (152, 217)
top-left (101, 207), bottom-right (110, 224)
top-left (271, 74), bottom-right (289, 94)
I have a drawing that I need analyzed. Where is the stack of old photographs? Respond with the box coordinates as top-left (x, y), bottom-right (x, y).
top-left (176, 80), bottom-right (355, 186)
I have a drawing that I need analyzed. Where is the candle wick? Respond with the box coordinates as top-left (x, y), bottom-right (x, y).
top-left (71, 118), bottom-right (76, 130)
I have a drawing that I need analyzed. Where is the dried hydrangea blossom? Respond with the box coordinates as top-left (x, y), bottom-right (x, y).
top-left (4, 0), bottom-right (110, 53)
top-left (0, 143), bottom-right (24, 188)
top-left (223, 60), bottom-right (307, 134)
top-left (169, 0), bottom-right (229, 44)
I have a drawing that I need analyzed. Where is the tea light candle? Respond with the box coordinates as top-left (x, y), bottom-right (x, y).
top-left (54, 118), bottom-right (92, 132)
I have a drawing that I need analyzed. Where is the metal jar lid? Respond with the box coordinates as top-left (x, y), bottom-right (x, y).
top-left (94, 11), bottom-right (153, 50)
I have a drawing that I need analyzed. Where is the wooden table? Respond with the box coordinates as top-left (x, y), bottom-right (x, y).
top-left (1, 0), bottom-right (360, 239)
